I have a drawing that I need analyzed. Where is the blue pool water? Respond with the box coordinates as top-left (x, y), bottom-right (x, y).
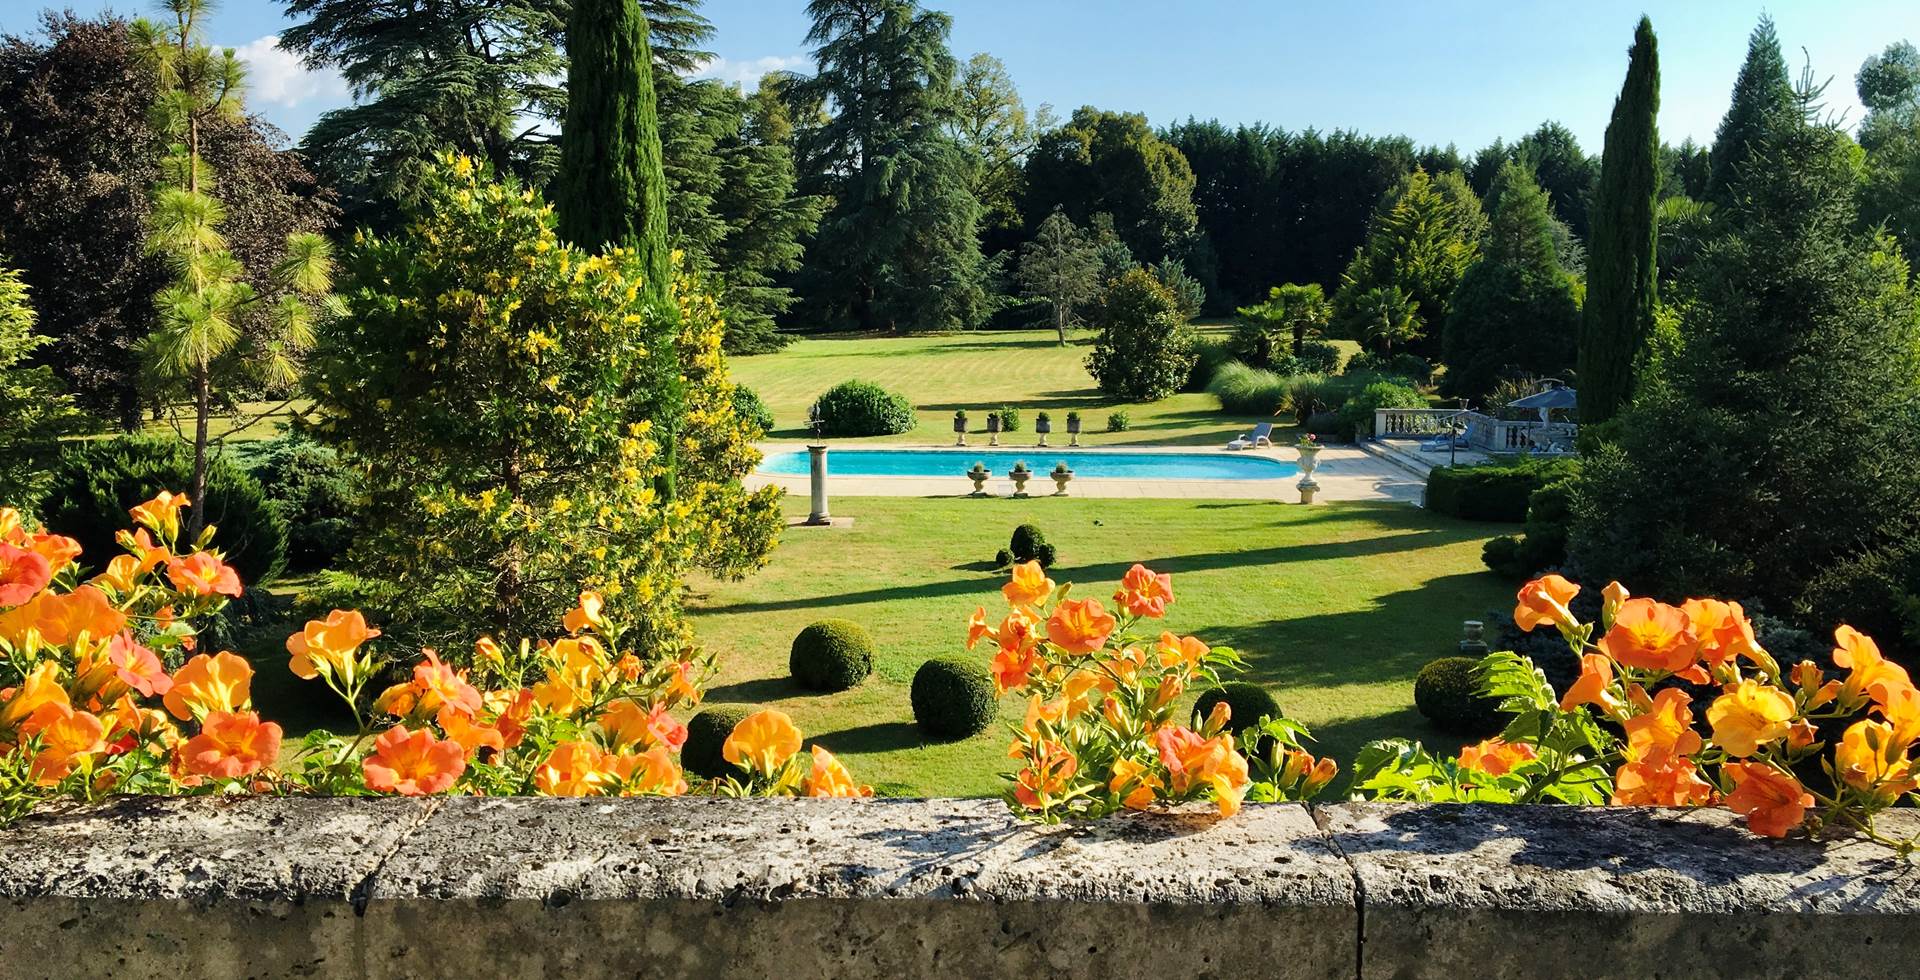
top-left (759, 449), bottom-right (1299, 481)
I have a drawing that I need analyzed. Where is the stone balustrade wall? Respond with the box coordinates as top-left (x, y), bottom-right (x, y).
top-left (0, 796), bottom-right (1914, 978)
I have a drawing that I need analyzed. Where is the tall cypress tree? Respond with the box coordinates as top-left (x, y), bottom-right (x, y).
top-left (555, 0), bottom-right (670, 294)
top-left (555, 0), bottom-right (677, 491)
top-left (1707, 16), bottom-right (1795, 206)
top-left (1578, 16), bottom-right (1660, 425)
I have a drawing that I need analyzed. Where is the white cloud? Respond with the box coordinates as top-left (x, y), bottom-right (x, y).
top-left (232, 35), bottom-right (349, 109)
top-left (692, 54), bottom-right (810, 88)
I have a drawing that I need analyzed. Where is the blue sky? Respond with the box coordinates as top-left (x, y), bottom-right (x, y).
top-left (3, 1), bottom-right (1914, 152)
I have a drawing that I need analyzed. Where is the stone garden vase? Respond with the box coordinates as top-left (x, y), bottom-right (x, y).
top-left (1009, 467), bottom-right (1032, 498)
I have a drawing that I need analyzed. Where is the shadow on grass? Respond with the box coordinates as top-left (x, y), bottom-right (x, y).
top-left (810, 720), bottom-right (926, 755)
top-left (1205, 571), bottom-right (1499, 691)
top-left (718, 518), bottom-right (1475, 616)
top-left (708, 676), bottom-right (807, 704)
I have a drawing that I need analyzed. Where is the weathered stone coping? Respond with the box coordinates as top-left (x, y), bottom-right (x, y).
top-left (0, 797), bottom-right (1915, 978)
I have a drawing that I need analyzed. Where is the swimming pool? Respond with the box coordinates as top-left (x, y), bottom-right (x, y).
top-left (758, 449), bottom-right (1299, 481)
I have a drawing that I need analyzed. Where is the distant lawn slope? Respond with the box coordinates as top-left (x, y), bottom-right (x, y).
top-left (688, 494), bottom-right (1506, 797)
top-left (728, 328), bottom-right (1321, 447)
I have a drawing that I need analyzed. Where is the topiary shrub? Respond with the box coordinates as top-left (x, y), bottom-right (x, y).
top-left (731, 385), bottom-right (776, 436)
top-left (683, 704), bottom-right (756, 779)
top-left (41, 436), bottom-right (287, 585)
top-left (241, 435), bottom-right (360, 572)
top-left (1413, 656), bottom-right (1505, 735)
top-left (1482, 474), bottom-right (1579, 578)
top-left (910, 656), bottom-right (998, 738)
top-left (1106, 410), bottom-right (1130, 432)
top-left (1008, 522), bottom-right (1056, 568)
top-left (1193, 681), bottom-right (1283, 733)
top-left (1427, 458), bottom-right (1578, 523)
top-left (998, 405), bottom-right (1022, 432)
top-left (809, 380), bottom-right (915, 437)
top-left (993, 547), bottom-right (1014, 568)
top-left (789, 619), bottom-right (874, 691)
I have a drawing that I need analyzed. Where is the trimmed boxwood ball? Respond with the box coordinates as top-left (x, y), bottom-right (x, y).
top-left (809, 380), bottom-right (915, 437)
top-left (911, 656), bottom-right (998, 738)
top-left (1193, 681), bottom-right (1284, 733)
top-left (1010, 522), bottom-right (1046, 560)
top-left (790, 619), bottom-right (874, 691)
top-left (683, 704), bottom-right (756, 779)
top-left (1414, 656), bottom-right (1505, 735)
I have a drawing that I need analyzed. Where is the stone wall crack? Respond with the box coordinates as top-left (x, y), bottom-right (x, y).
top-left (1311, 803), bottom-right (1365, 980)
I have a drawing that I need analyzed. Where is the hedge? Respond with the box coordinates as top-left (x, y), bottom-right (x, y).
top-left (1426, 458), bottom-right (1579, 523)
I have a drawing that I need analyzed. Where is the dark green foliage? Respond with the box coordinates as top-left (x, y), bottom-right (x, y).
top-left (1510, 122), bottom-right (1598, 241)
top-left (997, 406), bottom-right (1022, 432)
top-left (1427, 458), bottom-right (1577, 523)
top-left (1346, 351), bottom-right (1433, 387)
top-left (1707, 16), bottom-right (1797, 206)
top-left (1296, 340), bottom-right (1343, 375)
top-left (555, 0), bottom-right (670, 285)
top-left (1086, 267), bottom-right (1197, 401)
top-left (910, 656), bottom-right (997, 738)
top-left (1331, 167), bottom-right (1485, 359)
top-left (42, 436), bottom-right (287, 585)
top-left (282, 0), bottom-right (568, 229)
top-left (1105, 410), bottom-right (1130, 432)
top-left (1482, 475), bottom-right (1577, 578)
top-left (1023, 107), bottom-right (1198, 266)
top-left (241, 435), bottom-right (360, 572)
top-left (791, 0), bottom-right (990, 331)
top-left (1151, 258), bottom-right (1206, 321)
top-left (1303, 411), bottom-right (1344, 439)
top-left (0, 264), bottom-right (86, 507)
top-left (1414, 656), bottom-right (1504, 735)
top-left (1580, 17), bottom-right (1661, 425)
top-left (1009, 523), bottom-right (1049, 564)
top-left (1857, 43), bottom-right (1920, 261)
top-left (1572, 111), bottom-right (1920, 650)
top-left (1443, 162), bottom-right (1582, 400)
top-left (730, 385), bottom-right (776, 435)
top-left (789, 618), bottom-right (874, 692)
top-left (809, 380), bottom-right (915, 437)
top-left (993, 547), bottom-right (1013, 568)
top-left (1017, 211), bottom-right (1102, 345)
top-left (0, 13), bottom-right (334, 430)
top-left (683, 704), bottom-right (755, 779)
top-left (1194, 681), bottom-right (1283, 733)
top-left (1033, 542), bottom-right (1057, 568)
top-left (1165, 122), bottom-right (1425, 308)
top-left (1335, 381), bottom-right (1424, 441)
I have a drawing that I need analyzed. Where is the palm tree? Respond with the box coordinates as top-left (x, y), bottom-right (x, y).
top-left (1353, 286), bottom-right (1419, 355)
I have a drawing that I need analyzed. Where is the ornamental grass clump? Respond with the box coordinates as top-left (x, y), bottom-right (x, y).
top-left (0, 491), bottom-right (864, 823)
top-left (1354, 573), bottom-right (1920, 851)
top-left (968, 561), bottom-right (1337, 821)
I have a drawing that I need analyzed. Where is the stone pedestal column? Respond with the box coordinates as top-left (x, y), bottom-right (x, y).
top-left (805, 445), bottom-right (831, 525)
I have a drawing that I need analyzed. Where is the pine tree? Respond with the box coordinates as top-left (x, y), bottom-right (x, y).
top-left (1443, 162), bottom-right (1582, 399)
top-left (133, 0), bottom-right (333, 537)
top-left (1579, 16), bottom-right (1660, 425)
top-left (1018, 211), bottom-right (1101, 345)
top-left (1707, 16), bottom-right (1795, 206)
top-left (1330, 167), bottom-right (1485, 357)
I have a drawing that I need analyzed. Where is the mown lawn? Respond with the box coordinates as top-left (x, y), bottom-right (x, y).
top-left (687, 493), bottom-right (1507, 797)
top-left (727, 327), bottom-right (1355, 447)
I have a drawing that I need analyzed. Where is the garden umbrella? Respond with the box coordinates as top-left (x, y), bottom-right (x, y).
top-left (1507, 385), bottom-right (1578, 424)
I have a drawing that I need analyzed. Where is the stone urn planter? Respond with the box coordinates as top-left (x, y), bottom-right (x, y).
top-left (1066, 412), bottom-right (1082, 447)
top-left (986, 412), bottom-right (1002, 447)
top-left (966, 462), bottom-right (991, 496)
top-left (1296, 436), bottom-right (1323, 504)
top-left (1008, 462), bottom-right (1032, 498)
top-left (1050, 462), bottom-right (1074, 496)
top-left (953, 410), bottom-right (968, 447)
top-left (1034, 413), bottom-right (1052, 447)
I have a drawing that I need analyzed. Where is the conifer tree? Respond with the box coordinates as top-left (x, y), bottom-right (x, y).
top-left (133, 0), bottom-right (333, 536)
top-left (1579, 16), bottom-right (1660, 424)
top-left (1444, 162), bottom-right (1582, 399)
top-left (1707, 16), bottom-right (1796, 206)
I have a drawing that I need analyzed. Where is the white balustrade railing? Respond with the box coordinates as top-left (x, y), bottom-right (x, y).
top-left (1374, 409), bottom-right (1577, 454)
